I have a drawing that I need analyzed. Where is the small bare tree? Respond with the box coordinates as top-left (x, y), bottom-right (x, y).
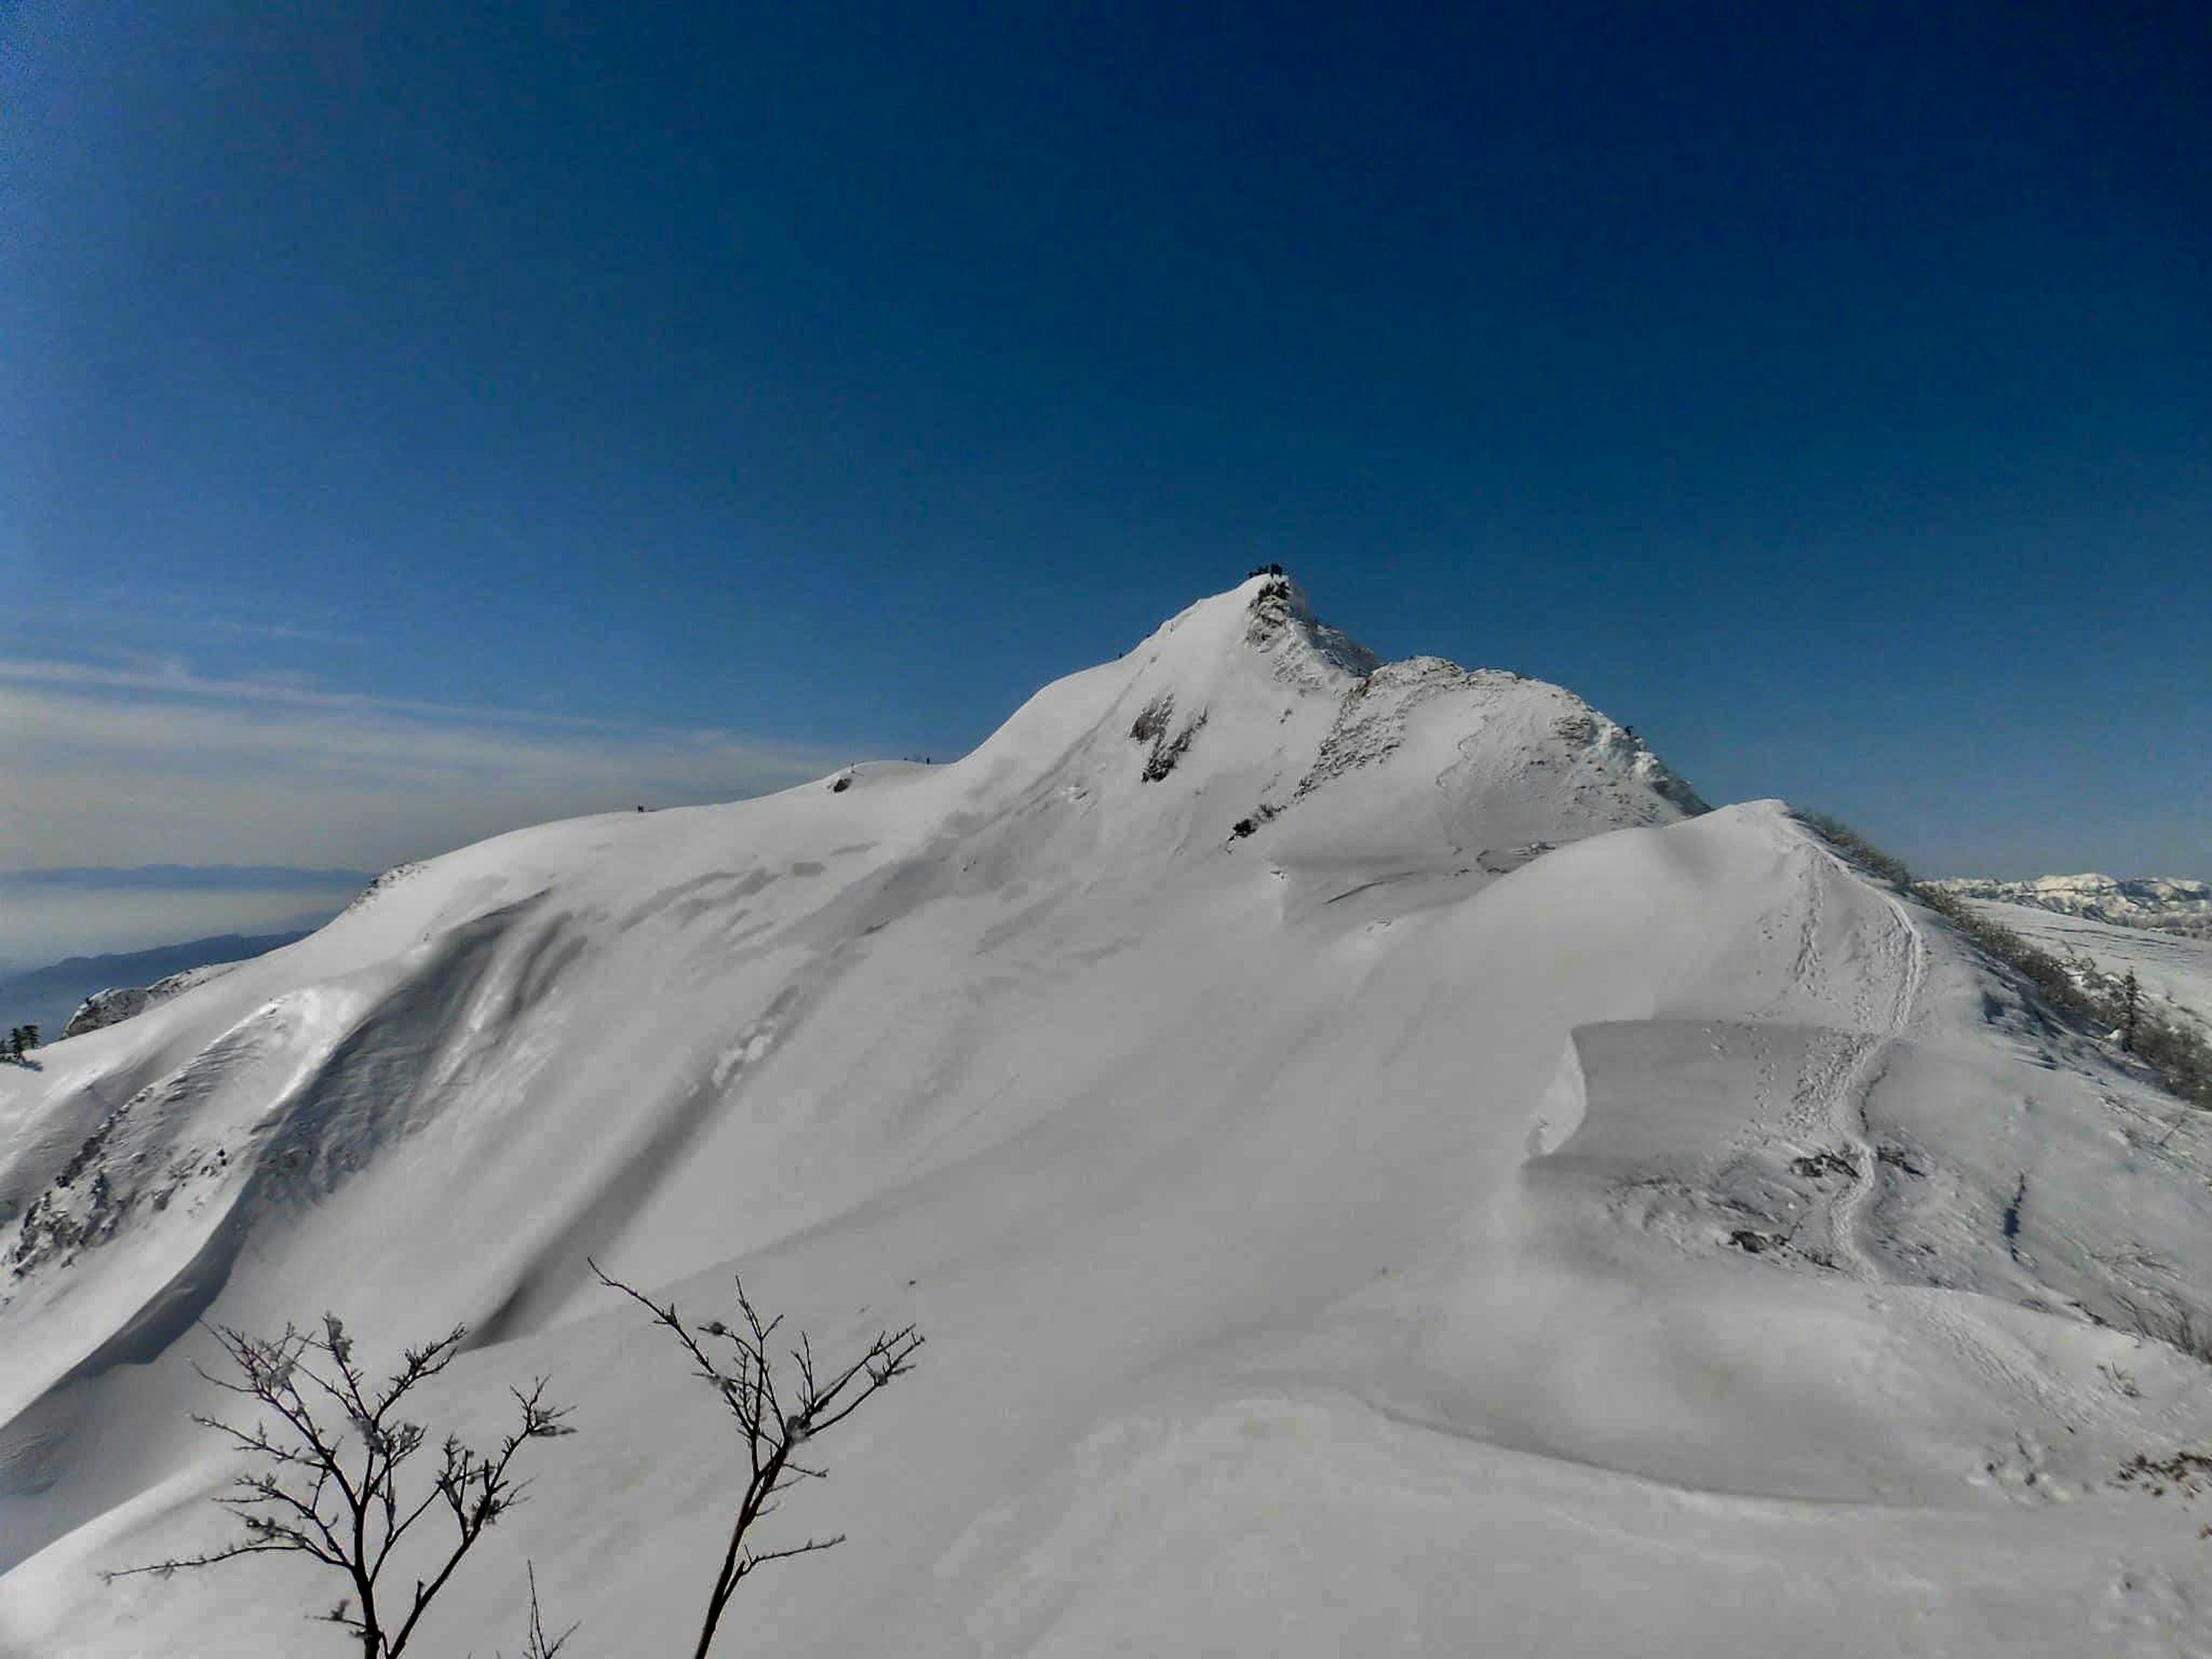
top-left (108, 1315), bottom-right (573, 1659)
top-left (589, 1261), bottom-right (921, 1659)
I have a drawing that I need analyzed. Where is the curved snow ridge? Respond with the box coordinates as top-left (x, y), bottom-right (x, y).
top-left (1517, 1015), bottom-right (1922, 1277)
top-left (1506, 828), bottom-right (2212, 1429)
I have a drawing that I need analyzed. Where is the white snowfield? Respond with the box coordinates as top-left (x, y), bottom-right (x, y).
top-left (5, 577), bottom-right (2212, 1657)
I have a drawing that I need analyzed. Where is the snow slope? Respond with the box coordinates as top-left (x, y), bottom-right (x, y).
top-left (1946, 897), bottom-right (2212, 1042)
top-left (5, 576), bottom-right (2212, 1657)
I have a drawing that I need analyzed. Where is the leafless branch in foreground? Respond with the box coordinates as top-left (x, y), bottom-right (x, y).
top-left (510, 1560), bottom-right (578, 1658)
top-left (106, 1315), bottom-right (573, 1659)
top-left (589, 1260), bottom-right (921, 1659)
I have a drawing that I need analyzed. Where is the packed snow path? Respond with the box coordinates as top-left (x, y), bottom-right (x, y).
top-left (5, 577), bottom-right (2212, 1657)
top-left (1799, 848), bottom-right (1930, 1285)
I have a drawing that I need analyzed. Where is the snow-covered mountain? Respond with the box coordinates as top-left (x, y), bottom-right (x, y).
top-left (6, 576), bottom-right (2212, 1657)
top-left (1932, 874), bottom-right (2212, 938)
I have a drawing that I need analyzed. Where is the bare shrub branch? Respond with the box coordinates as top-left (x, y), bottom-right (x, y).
top-left (589, 1259), bottom-right (921, 1659)
top-left (107, 1316), bottom-right (573, 1659)
top-left (513, 1560), bottom-right (578, 1659)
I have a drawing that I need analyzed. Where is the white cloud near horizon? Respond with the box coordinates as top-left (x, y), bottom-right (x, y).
top-left (0, 654), bottom-right (852, 874)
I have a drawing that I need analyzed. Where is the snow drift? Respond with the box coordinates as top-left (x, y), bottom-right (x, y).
top-left (5, 576), bottom-right (2212, 1657)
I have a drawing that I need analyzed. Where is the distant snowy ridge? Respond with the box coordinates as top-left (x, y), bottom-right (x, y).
top-left (1931, 874), bottom-right (2212, 938)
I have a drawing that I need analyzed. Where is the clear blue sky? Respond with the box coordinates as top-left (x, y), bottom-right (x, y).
top-left (3, 0), bottom-right (2207, 949)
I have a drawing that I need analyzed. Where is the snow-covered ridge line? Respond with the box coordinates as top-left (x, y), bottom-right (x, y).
top-left (1931, 874), bottom-right (2212, 938)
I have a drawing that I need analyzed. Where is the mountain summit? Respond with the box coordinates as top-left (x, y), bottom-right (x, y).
top-left (916, 573), bottom-right (1704, 877)
top-left (5, 579), bottom-right (2210, 1657)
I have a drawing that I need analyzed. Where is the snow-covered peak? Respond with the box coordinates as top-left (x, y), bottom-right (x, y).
top-left (1230, 570), bottom-right (1381, 682)
top-left (949, 572), bottom-right (1702, 876)
top-left (1084, 572), bottom-right (1378, 733)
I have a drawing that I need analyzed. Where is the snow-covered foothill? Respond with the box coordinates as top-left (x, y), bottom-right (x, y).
top-left (3, 576), bottom-right (2211, 1657)
top-left (59, 962), bottom-right (256, 1041)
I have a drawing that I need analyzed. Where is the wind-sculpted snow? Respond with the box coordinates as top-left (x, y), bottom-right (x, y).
top-left (4, 577), bottom-right (2212, 1656)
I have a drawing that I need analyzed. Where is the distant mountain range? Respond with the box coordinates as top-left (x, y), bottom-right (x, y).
top-left (0, 931), bottom-right (319, 1041)
top-left (1929, 873), bottom-right (2212, 937)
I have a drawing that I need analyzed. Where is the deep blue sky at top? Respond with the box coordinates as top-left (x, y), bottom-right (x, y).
top-left (3, 0), bottom-right (2208, 877)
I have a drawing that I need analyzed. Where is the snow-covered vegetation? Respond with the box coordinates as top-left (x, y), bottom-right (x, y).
top-left (1949, 900), bottom-right (2212, 1043)
top-left (5, 577), bottom-right (2212, 1656)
